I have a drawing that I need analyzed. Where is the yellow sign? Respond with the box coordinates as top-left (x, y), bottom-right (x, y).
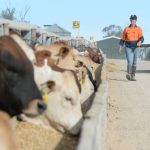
top-left (73, 21), bottom-right (80, 28)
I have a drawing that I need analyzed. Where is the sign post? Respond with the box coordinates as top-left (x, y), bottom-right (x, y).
top-left (73, 21), bottom-right (80, 38)
top-left (89, 36), bottom-right (94, 41)
top-left (89, 36), bottom-right (95, 47)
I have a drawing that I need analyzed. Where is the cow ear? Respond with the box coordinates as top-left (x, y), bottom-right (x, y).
top-left (47, 81), bottom-right (55, 91)
top-left (59, 47), bottom-right (69, 59)
top-left (35, 50), bottom-right (51, 65)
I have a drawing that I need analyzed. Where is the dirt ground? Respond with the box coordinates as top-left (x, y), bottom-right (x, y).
top-left (104, 59), bottom-right (150, 150)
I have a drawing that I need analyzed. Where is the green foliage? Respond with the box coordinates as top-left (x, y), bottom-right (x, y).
top-left (0, 7), bottom-right (16, 20)
top-left (102, 25), bottom-right (123, 38)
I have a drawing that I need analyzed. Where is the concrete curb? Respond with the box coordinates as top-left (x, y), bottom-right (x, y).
top-left (77, 59), bottom-right (108, 150)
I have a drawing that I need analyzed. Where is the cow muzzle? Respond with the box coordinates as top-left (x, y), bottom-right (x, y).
top-left (37, 101), bottom-right (47, 114)
top-left (22, 100), bottom-right (47, 117)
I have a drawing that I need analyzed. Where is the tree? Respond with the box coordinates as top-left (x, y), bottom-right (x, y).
top-left (0, 5), bottom-right (30, 21)
top-left (18, 5), bottom-right (31, 21)
top-left (102, 25), bottom-right (123, 38)
top-left (0, 7), bottom-right (16, 20)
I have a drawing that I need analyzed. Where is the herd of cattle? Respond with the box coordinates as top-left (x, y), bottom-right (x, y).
top-left (0, 31), bottom-right (104, 150)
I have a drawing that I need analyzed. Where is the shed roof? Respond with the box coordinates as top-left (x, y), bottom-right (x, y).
top-left (36, 27), bottom-right (60, 37)
top-left (0, 18), bottom-right (37, 31)
top-left (44, 24), bottom-right (71, 34)
top-left (97, 36), bottom-right (121, 42)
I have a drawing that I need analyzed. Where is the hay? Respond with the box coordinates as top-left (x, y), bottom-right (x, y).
top-left (14, 122), bottom-right (78, 150)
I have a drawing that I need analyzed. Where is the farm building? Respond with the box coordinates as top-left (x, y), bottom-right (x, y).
top-left (0, 18), bottom-right (59, 45)
top-left (96, 36), bottom-right (126, 59)
top-left (44, 24), bottom-right (71, 37)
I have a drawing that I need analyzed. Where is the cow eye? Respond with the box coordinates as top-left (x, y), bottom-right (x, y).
top-left (65, 97), bottom-right (72, 102)
top-left (65, 97), bottom-right (75, 105)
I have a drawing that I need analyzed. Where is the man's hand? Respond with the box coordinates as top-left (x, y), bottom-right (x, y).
top-left (119, 46), bottom-right (123, 53)
top-left (137, 41), bottom-right (142, 47)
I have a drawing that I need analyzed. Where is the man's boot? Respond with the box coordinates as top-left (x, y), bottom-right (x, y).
top-left (131, 66), bottom-right (136, 81)
top-left (126, 65), bottom-right (132, 80)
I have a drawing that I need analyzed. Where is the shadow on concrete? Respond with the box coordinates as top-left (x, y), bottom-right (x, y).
top-left (120, 69), bottom-right (150, 73)
top-left (136, 70), bottom-right (150, 73)
top-left (54, 133), bottom-right (79, 150)
top-left (81, 92), bottom-right (95, 115)
top-left (109, 78), bottom-right (128, 82)
top-left (120, 69), bottom-right (127, 72)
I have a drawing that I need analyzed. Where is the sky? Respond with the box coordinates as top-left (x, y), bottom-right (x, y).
top-left (0, 0), bottom-right (150, 43)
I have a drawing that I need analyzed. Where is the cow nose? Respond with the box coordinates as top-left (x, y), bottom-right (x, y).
top-left (37, 101), bottom-right (47, 114)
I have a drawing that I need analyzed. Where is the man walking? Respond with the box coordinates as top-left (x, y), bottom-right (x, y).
top-left (119, 15), bottom-right (144, 81)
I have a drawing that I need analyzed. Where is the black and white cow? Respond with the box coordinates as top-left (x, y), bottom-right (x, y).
top-left (0, 36), bottom-right (47, 117)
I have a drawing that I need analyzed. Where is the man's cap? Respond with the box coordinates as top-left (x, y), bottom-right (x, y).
top-left (130, 15), bottom-right (137, 20)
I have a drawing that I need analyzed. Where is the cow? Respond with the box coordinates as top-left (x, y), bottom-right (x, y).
top-left (74, 59), bottom-right (97, 109)
top-left (72, 52), bottom-right (103, 113)
top-left (0, 111), bottom-right (18, 150)
top-left (0, 36), bottom-right (47, 117)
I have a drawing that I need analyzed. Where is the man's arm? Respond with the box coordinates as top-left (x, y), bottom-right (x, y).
top-left (137, 27), bottom-right (144, 47)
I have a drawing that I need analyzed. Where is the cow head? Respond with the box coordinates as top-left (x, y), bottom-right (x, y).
top-left (40, 70), bottom-right (82, 135)
top-left (0, 36), bottom-right (46, 117)
top-left (36, 44), bottom-right (77, 70)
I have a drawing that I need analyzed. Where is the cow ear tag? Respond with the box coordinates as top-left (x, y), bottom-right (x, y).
top-left (42, 89), bottom-right (49, 102)
top-left (80, 79), bottom-right (83, 85)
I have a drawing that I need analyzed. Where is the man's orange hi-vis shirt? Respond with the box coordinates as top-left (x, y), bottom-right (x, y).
top-left (120, 25), bottom-right (144, 47)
